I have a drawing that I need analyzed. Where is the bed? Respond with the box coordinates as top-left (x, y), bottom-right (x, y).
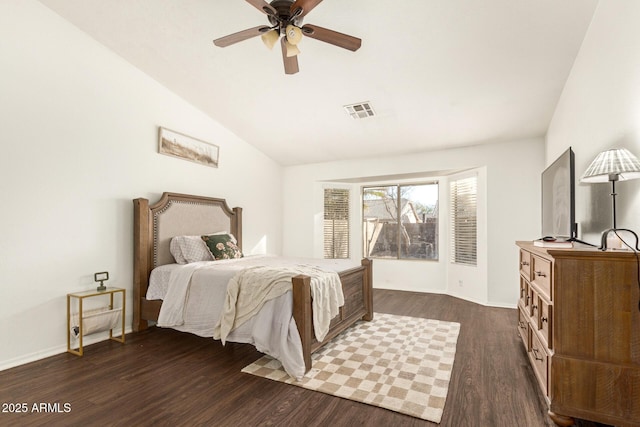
top-left (133, 192), bottom-right (373, 376)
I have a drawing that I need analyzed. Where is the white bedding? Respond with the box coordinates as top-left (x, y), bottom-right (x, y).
top-left (147, 255), bottom-right (357, 379)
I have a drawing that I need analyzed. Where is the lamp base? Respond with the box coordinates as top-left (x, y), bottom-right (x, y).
top-left (599, 228), bottom-right (640, 251)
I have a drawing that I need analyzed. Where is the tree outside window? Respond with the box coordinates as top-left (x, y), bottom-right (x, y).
top-left (362, 183), bottom-right (438, 260)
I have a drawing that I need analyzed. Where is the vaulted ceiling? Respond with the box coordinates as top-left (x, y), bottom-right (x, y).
top-left (39, 0), bottom-right (599, 166)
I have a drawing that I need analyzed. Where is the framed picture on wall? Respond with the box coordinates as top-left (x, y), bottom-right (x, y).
top-left (158, 127), bottom-right (219, 168)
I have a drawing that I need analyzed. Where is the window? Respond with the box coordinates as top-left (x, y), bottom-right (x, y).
top-left (362, 183), bottom-right (438, 260)
top-left (324, 188), bottom-right (350, 259)
top-left (450, 175), bottom-right (477, 265)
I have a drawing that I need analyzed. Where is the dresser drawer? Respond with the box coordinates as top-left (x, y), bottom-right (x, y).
top-left (528, 288), bottom-right (536, 317)
top-left (531, 255), bottom-right (551, 299)
top-left (517, 307), bottom-right (529, 349)
top-left (518, 277), bottom-right (529, 309)
top-left (528, 287), bottom-right (552, 349)
top-left (538, 298), bottom-right (552, 349)
top-left (529, 330), bottom-right (549, 397)
top-left (519, 249), bottom-right (531, 281)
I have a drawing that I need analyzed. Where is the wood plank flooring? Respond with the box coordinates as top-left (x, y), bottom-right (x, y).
top-left (0, 290), bottom-right (611, 427)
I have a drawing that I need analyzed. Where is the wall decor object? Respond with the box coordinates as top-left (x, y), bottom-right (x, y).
top-left (158, 127), bottom-right (219, 168)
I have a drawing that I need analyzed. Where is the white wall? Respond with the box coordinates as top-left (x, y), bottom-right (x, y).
top-left (546, 0), bottom-right (640, 247)
top-left (282, 138), bottom-right (544, 307)
top-left (0, 1), bottom-right (283, 370)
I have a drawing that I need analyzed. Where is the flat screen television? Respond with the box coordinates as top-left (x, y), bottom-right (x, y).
top-left (541, 147), bottom-right (576, 240)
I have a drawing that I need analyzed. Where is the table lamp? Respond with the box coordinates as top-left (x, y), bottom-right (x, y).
top-left (580, 148), bottom-right (640, 250)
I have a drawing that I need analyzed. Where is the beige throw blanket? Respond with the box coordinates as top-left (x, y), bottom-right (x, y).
top-left (213, 264), bottom-right (344, 344)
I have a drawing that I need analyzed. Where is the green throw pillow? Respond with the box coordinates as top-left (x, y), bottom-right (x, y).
top-left (201, 234), bottom-right (243, 260)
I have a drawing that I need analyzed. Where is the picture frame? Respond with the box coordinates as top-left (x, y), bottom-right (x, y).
top-left (158, 127), bottom-right (219, 168)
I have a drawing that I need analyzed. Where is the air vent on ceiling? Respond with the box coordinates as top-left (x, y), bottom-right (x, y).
top-left (344, 102), bottom-right (375, 119)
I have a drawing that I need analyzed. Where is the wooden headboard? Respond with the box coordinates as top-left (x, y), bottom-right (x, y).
top-left (132, 192), bottom-right (242, 330)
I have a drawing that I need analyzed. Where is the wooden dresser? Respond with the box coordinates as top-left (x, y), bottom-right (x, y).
top-left (516, 241), bottom-right (640, 426)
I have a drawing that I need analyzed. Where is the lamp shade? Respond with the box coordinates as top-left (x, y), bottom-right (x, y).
top-left (284, 40), bottom-right (300, 57)
top-left (580, 148), bottom-right (640, 183)
top-left (261, 29), bottom-right (279, 50)
top-left (286, 25), bottom-right (303, 45)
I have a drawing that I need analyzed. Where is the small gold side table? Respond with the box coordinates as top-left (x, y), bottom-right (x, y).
top-left (67, 287), bottom-right (125, 356)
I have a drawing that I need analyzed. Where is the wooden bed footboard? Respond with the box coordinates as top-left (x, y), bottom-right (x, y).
top-left (292, 258), bottom-right (373, 372)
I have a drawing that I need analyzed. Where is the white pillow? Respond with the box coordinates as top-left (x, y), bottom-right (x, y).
top-left (170, 235), bottom-right (213, 264)
top-left (170, 232), bottom-right (237, 264)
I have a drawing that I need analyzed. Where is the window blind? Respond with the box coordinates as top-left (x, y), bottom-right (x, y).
top-left (450, 176), bottom-right (477, 265)
top-left (324, 188), bottom-right (350, 259)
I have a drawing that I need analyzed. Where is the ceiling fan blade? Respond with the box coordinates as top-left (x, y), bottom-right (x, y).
top-left (301, 24), bottom-right (361, 51)
top-left (290, 0), bottom-right (323, 19)
top-left (213, 26), bottom-right (271, 47)
top-left (281, 37), bottom-right (299, 74)
top-left (245, 0), bottom-right (277, 16)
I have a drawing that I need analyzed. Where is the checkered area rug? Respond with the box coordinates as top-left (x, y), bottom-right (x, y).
top-left (241, 312), bottom-right (460, 423)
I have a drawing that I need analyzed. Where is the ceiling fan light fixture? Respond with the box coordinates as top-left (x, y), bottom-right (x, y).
top-left (286, 24), bottom-right (303, 45)
top-left (213, 0), bottom-right (362, 74)
top-left (261, 29), bottom-right (279, 50)
top-left (284, 39), bottom-right (300, 57)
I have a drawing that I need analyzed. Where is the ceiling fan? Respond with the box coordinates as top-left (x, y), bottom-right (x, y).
top-left (213, 0), bottom-right (362, 74)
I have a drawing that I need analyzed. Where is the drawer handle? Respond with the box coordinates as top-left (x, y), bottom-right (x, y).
top-left (534, 270), bottom-right (547, 278)
top-left (532, 347), bottom-right (544, 361)
top-left (541, 316), bottom-right (548, 324)
top-left (518, 321), bottom-right (527, 330)
top-left (521, 261), bottom-right (530, 266)
top-left (531, 304), bottom-right (538, 313)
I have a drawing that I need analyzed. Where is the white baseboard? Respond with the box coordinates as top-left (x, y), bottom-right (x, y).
top-left (373, 285), bottom-right (517, 309)
top-left (0, 326), bottom-right (132, 372)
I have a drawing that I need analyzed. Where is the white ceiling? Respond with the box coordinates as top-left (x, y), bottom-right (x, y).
top-left (38, 0), bottom-right (598, 166)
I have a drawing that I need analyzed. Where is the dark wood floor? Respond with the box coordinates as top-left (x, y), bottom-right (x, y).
top-left (0, 290), bottom-right (611, 427)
